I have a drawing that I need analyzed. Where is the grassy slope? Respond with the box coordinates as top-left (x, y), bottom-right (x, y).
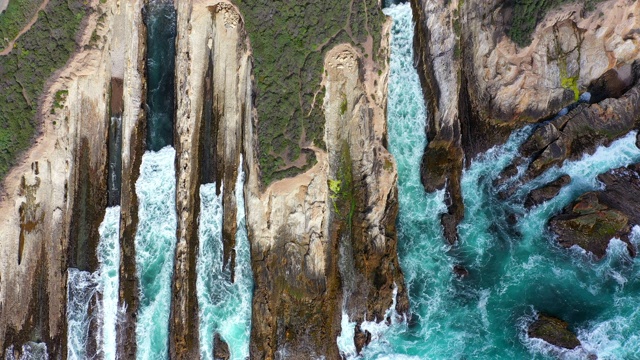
top-left (235, 0), bottom-right (386, 185)
top-left (0, 0), bottom-right (87, 178)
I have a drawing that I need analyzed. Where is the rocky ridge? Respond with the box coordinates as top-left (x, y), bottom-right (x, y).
top-left (171, 0), bottom-right (251, 357)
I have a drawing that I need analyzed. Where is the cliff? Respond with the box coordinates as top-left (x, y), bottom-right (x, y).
top-left (164, 1), bottom-right (409, 357)
top-left (0, 0), bottom-right (114, 356)
top-left (171, 0), bottom-right (251, 357)
top-left (244, 39), bottom-right (409, 358)
top-left (411, 0), bottom-right (640, 243)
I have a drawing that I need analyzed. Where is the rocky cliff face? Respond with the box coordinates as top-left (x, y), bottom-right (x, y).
top-left (115, 0), bottom-right (147, 358)
top-left (0, 0), bottom-right (127, 356)
top-left (244, 31), bottom-right (408, 360)
top-left (171, 1), bottom-right (251, 358)
top-left (411, 0), bottom-right (640, 243)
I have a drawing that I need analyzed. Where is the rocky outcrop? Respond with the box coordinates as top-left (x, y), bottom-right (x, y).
top-left (506, 64), bottom-right (640, 184)
top-left (411, 0), bottom-right (640, 243)
top-left (213, 333), bottom-right (230, 360)
top-left (171, 1), bottom-right (250, 358)
top-left (115, 0), bottom-right (147, 357)
top-left (244, 34), bottom-right (408, 359)
top-left (525, 175), bottom-right (571, 208)
top-left (528, 314), bottom-right (581, 349)
top-left (411, 0), bottom-right (464, 244)
top-left (549, 164), bottom-right (640, 259)
top-left (0, 0), bottom-right (128, 357)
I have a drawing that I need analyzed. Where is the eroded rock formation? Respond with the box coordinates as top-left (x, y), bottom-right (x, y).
top-left (171, 1), bottom-right (251, 357)
top-left (0, 0), bottom-right (139, 356)
top-left (411, 0), bottom-right (640, 243)
top-left (550, 164), bottom-right (640, 259)
top-left (244, 39), bottom-right (408, 360)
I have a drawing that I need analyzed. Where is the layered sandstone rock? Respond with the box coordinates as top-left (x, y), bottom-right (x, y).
top-left (115, 0), bottom-right (147, 357)
top-left (411, 0), bottom-right (640, 243)
top-left (171, 0), bottom-right (251, 357)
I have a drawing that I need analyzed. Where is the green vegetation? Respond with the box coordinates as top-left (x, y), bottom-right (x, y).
top-left (507, 0), bottom-right (606, 47)
top-left (235, 0), bottom-right (386, 185)
top-left (557, 51), bottom-right (580, 101)
top-left (52, 89), bottom-right (68, 111)
top-left (0, 0), bottom-right (42, 49)
top-left (333, 142), bottom-right (356, 224)
top-left (561, 74), bottom-right (580, 101)
top-left (0, 0), bottom-right (88, 178)
top-left (328, 179), bottom-right (341, 199)
top-left (339, 95), bottom-right (347, 115)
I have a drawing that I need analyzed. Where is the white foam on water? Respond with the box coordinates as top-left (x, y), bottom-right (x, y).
top-left (97, 206), bottom-right (121, 360)
top-left (134, 146), bottom-right (177, 360)
top-left (337, 312), bottom-right (358, 358)
top-left (197, 156), bottom-right (253, 360)
top-left (66, 206), bottom-right (121, 359)
top-left (67, 269), bottom-right (99, 360)
top-left (5, 342), bottom-right (49, 360)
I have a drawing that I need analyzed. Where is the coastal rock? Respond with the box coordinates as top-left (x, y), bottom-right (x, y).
top-left (528, 315), bottom-right (581, 349)
top-left (171, 1), bottom-right (251, 358)
top-left (549, 164), bottom-right (640, 259)
top-left (0, 0), bottom-right (125, 356)
top-left (411, 0), bottom-right (640, 243)
top-left (550, 193), bottom-right (631, 259)
top-left (115, 0), bottom-right (147, 357)
top-left (244, 40), bottom-right (409, 358)
top-left (353, 324), bottom-right (372, 354)
top-left (213, 333), bottom-right (230, 360)
top-left (411, 0), bottom-right (464, 244)
top-left (517, 67), bottom-right (640, 182)
top-left (453, 264), bottom-right (469, 278)
top-left (525, 175), bottom-right (571, 208)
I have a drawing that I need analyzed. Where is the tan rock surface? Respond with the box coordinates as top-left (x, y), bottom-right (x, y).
top-left (171, 0), bottom-right (250, 358)
top-left (245, 35), bottom-right (408, 357)
top-left (0, 0), bottom-right (116, 356)
top-left (114, 0), bottom-right (146, 357)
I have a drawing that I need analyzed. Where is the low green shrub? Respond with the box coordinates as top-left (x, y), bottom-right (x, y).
top-left (235, 0), bottom-right (385, 185)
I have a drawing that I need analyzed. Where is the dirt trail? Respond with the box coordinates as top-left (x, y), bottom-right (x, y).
top-left (0, 0), bottom-right (50, 56)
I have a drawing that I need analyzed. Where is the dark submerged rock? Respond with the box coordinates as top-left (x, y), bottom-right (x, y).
top-left (528, 315), bottom-right (581, 349)
top-left (453, 264), bottom-right (469, 278)
top-left (213, 333), bottom-right (230, 360)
